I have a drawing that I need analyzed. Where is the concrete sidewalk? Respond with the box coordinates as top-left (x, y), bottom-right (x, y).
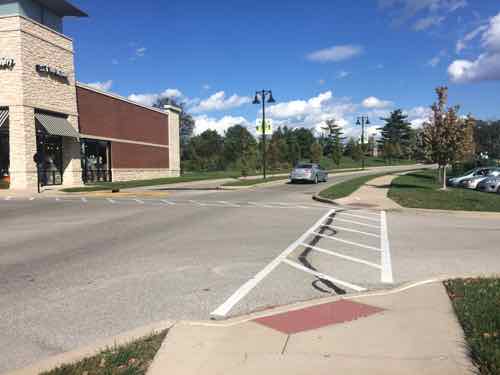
top-left (335, 174), bottom-right (402, 210)
top-left (147, 281), bottom-right (473, 375)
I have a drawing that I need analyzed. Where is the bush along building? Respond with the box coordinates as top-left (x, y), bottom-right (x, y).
top-left (0, 0), bottom-right (181, 190)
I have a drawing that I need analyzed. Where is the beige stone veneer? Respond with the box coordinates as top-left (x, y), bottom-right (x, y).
top-left (0, 14), bottom-right (81, 189)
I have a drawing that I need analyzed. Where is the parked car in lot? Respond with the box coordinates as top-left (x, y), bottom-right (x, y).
top-left (290, 163), bottom-right (328, 184)
top-left (459, 169), bottom-right (500, 190)
top-left (477, 175), bottom-right (500, 193)
top-left (447, 167), bottom-right (493, 187)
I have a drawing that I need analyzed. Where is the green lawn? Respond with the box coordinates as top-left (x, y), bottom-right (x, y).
top-left (318, 172), bottom-right (389, 200)
top-left (444, 279), bottom-right (500, 375)
top-left (319, 156), bottom-right (416, 170)
top-left (41, 330), bottom-right (167, 375)
top-left (223, 168), bottom-right (364, 187)
top-left (60, 158), bottom-right (418, 193)
top-left (388, 169), bottom-right (500, 212)
top-left (61, 171), bottom-right (241, 193)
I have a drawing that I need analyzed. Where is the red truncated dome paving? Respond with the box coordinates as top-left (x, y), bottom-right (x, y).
top-left (254, 300), bottom-right (385, 334)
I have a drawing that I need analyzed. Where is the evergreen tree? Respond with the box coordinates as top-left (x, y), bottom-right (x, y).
top-left (310, 142), bottom-right (323, 164)
top-left (321, 119), bottom-right (344, 167)
top-left (378, 109), bottom-right (412, 158)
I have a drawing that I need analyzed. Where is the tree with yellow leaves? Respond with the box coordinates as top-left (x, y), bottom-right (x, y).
top-left (422, 87), bottom-right (471, 190)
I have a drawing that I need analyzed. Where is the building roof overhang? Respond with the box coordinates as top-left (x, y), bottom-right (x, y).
top-left (34, 0), bottom-right (88, 17)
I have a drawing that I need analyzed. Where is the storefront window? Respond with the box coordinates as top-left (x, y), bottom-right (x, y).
top-left (81, 139), bottom-right (111, 184)
top-left (36, 130), bottom-right (63, 186)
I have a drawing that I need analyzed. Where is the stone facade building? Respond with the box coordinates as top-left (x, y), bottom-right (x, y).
top-left (0, 0), bottom-right (180, 190)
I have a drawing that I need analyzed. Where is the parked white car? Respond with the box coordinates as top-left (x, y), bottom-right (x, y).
top-left (459, 169), bottom-right (500, 189)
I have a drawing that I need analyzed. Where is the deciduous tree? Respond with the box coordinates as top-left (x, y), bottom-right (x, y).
top-left (422, 86), bottom-right (469, 189)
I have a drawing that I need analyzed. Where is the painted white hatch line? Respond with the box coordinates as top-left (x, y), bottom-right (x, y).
top-left (380, 210), bottom-right (394, 284)
top-left (210, 208), bottom-right (336, 319)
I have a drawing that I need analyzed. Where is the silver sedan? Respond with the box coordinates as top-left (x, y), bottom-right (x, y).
top-left (477, 176), bottom-right (500, 193)
top-left (290, 163), bottom-right (328, 184)
top-left (459, 169), bottom-right (500, 189)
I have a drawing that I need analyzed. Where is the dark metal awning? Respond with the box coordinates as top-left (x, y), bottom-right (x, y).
top-left (0, 109), bottom-right (8, 129)
top-left (35, 112), bottom-right (80, 138)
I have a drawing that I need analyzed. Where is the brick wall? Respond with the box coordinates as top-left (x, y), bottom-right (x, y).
top-left (77, 85), bottom-right (169, 146)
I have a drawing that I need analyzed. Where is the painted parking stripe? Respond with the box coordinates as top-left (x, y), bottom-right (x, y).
top-left (303, 244), bottom-right (382, 270)
top-left (282, 259), bottom-right (366, 292)
top-left (161, 199), bottom-right (176, 205)
top-left (311, 232), bottom-right (382, 252)
top-left (247, 202), bottom-right (274, 208)
top-left (217, 201), bottom-right (242, 208)
top-left (336, 212), bottom-right (381, 222)
top-left (81, 197), bottom-right (88, 203)
top-left (107, 198), bottom-right (117, 204)
top-left (319, 224), bottom-right (380, 238)
top-left (380, 211), bottom-right (394, 284)
top-left (333, 217), bottom-right (381, 229)
top-left (210, 209), bottom-right (336, 319)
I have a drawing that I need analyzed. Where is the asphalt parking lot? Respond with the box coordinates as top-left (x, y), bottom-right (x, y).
top-left (1, 165), bottom-right (499, 373)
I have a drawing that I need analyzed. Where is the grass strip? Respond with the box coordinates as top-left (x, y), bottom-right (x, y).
top-left (223, 175), bottom-right (287, 187)
top-left (41, 330), bottom-right (167, 375)
top-left (388, 169), bottom-right (500, 212)
top-left (318, 172), bottom-right (388, 200)
top-left (61, 171), bottom-right (241, 193)
top-left (444, 278), bottom-right (500, 375)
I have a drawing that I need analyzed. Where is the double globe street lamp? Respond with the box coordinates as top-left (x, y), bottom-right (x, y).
top-left (356, 116), bottom-right (370, 170)
top-left (252, 90), bottom-right (276, 180)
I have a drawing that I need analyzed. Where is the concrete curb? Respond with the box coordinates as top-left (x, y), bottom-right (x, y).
top-left (6, 272), bottom-right (496, 375)
top-left (312, 194), bottom-right (338, 205)
top-left (1, 320), bottom-right (175, 375)
top-left (218, 178), bottom-right (289, 190)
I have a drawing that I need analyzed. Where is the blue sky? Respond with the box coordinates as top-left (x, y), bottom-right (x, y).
top-left (66, 0), bottom-right (500, 137)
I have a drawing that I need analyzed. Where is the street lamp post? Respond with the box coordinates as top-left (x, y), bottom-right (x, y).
top-left (356, 116), bottom-right (370, 170)
top-left (252, 90), bottom-right (275, 180)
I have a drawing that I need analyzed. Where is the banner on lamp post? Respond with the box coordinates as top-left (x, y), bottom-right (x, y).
top-left (256, 119), bottom-right (273, 135)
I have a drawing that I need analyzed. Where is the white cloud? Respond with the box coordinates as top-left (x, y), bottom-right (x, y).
top-left (191, 91), bottom-right (251, 113)
top-left (86, 80), bottom-right (113, 92)
top-left (128, 88), bottom-right (184, 107)
top-left (307, 45), bottom-right (363, 63)
top-left (448, 12), bottom-right (500, 83)
top-left (266, 91), bottom-right (357, 135)
top-left (482, 13), bottom-right (500, 52)
top-left (193, 115), bottom-right (249, 135)
top-left (336, 71), bottom-right (350, 79)
top-left (448, 53), bottom-right (500, 83)
top-left (427, 49), bottom-right (447, 67)
top-left (406, 106), bottom-right (432, 128)
top-left (380, 0), bottom-right (467, 30)
top-left (456, 24), bottom-right (488, 53)
top-left (428, 56), bottom-right (441, 67)
top-left (136, 47), bottom-right (147, 57)
top-left (362, 96), bottom-right (393, 109)
top-left (414, 15), bottom-right (445, 30)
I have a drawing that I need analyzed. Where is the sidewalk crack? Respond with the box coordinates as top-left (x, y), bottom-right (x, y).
top-left (281, 335), bottom-right (290, 355)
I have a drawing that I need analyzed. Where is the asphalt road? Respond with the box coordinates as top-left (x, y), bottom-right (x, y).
top-left (1, 164), bottom-right (499, 373)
